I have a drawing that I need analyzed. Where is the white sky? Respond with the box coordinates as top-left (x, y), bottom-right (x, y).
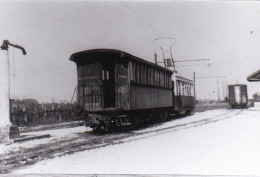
top-left (1, 1), bottom-right (260, 102)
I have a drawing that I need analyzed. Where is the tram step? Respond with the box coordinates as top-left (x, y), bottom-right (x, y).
top-left (117, 115), bottom-right (127, 118)
top-left (120, 122), bottom-right (132, 126)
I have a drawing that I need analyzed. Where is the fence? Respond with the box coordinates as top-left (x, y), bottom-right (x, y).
top-left (10, 109), bottom-right (82, 127)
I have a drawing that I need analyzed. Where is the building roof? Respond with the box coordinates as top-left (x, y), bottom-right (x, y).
top-left (247, 70), bottom-right (260, 82)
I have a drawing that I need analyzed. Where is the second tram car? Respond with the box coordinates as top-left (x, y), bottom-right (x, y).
top-left (70, 49), bottom-right (195, 131)
top-left (228, 84), bottom-right (248, 108)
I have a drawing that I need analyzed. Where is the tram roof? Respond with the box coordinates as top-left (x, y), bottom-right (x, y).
top-left (228, 84), bottom-right (247, 87)
top-left (247, 70), bottom-right (260, 82)
top-left (175, 76), bottom-right (193, 84)
top-left (69, 48), bottom-right (173, 74)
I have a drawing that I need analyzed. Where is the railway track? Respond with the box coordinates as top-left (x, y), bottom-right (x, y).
top-left (0, 109), bottom-right (243, 173)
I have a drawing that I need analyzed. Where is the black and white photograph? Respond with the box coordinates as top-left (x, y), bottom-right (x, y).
top-left (0, 0), bottom-right (260, 176)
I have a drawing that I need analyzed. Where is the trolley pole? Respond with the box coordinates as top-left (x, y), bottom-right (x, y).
top-left (0, 40), bottom-right (26, 143)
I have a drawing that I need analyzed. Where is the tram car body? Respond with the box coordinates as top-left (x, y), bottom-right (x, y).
top-left (70, 49), bottom-right (195, 131)
top-left (173, 76), bottom-right (194, 114)
top-left (228, 84), bottom-right (248, 108)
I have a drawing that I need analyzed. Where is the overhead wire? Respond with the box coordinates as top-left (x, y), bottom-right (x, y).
top-left (120, 1), bottom-right (166, 37)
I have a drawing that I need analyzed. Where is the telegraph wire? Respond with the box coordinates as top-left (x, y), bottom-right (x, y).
top-left (121, 1), bottom-right (166, 37)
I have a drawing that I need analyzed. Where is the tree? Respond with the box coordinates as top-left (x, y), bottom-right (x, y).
top-left (253, 93), bottom-right (260, 101)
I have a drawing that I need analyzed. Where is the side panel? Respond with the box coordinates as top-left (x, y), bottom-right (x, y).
top-left (174, 96), bottom-right (194, 112)
top-left (115, 63), bottom-right (130, 110)
top-left (240, 85), bottom-right (248, 104)
top-left (228, 86), bottom-right (235, 104)
top-left (130, 85), bottom-right (173, 110)
top-left (80, 63), bottom-right (103, 109)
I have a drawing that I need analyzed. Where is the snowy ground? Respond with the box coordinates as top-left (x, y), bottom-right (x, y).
top-left (0, 126), bottom-right (88, 155)
top-left (13, 107), bottom-right (260, 176)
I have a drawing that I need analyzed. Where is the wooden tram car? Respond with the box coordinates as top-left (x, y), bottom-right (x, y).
top-left (228, 84), bottom-right (248, 108)
top-left (70, 49), bottom-right (195, 131)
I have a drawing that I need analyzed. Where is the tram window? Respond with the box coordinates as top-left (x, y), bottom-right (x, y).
top-left (148, 68), bottom-right (151, 85)
top-left (178, 81), bottom-right (180, 94)
top-left (147, 68), bottom-right (149, 85)
top-left (164, 73), bottom-right (166, 87)
top-left (129, 62), bottom-right (133, 81)
top-left (151, 68), bottom-right (154, 85)
top-left (140, 65), bottom-right (143, 83)
top-left (176, 81), bottom-right (179, 94)
top-left (158, 71), bottom-right (160, 86)
top-left (154, 70), bottom-right (157, 86)
top-left (184, 83), bottom-right (186, 96)
top-left (162, 72), bottom-right (164, 87)
top-left (164, 73), bottom-right (168, 88)
top-left (160, 72), bottom-right (162, 87)
top-left (182, 82), bottom-right (184, 95)
top-left (141, 65), bottom-right (144, 84)
top-left (168, 75), bottom-right (171, 88)
top-left (138, 64), bottom-right (141, 83)
top-left (136, 64), bottom-right (139, 83)
top-left (139, 65), bottom-right (143, 83)
top-left (102, 70), bottom-right (109, 80)
top-left (166, 75), bottom-right (168, 88)
top-left (143, 66), bottom-right (145, 84)
top-left (157, 71), bottom-right (159, 86)
top-left (102, 70), bottom-right (105, 80)
top-left (132, 62), bottom-right (136, 82)
top-left (145, 67), bottom-right (147, 84)
top-left (158, 71), bottom-right (159, 86)
top-left (168, 74), bottom-right (170, 88)
top-left (156, 70), bottom-right (159, 86)
top-left (106, 71), bottom-right (109, 80)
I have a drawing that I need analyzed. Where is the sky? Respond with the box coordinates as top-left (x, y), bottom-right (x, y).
top-left (0, 0), bottom-right (260, 103)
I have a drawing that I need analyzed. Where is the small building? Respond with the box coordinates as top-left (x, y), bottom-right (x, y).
top-left (247, 70), bottom-right (260, 82)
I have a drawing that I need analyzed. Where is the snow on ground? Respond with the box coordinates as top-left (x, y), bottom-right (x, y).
top-left (0, 109), bottom-right (228, 155)
top-left (134, 109), bottom-right (232, 133)
top-left (15, 108), bottom-right (260, 176)
top-left (0, 126), bottom-right (88, 154)
top-left (249, 102), bottom-right (260, 111)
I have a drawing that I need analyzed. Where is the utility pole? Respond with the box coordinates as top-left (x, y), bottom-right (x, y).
top-left (0, 40), bottom-right (26, 143)
top-left (195, 76), bottom-right (226, 101)
top-left (222, 81), bottom-right (225, 101)
top-left (217, 80), bottom-right (220, 102)
top-left (193, 72), bottom-right (196, 102)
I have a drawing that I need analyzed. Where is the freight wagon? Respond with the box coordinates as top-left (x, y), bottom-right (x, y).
top-left (228, 84), bottom-right (248, 108)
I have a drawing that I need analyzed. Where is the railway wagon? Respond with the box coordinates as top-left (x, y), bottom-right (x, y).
top-left (228, 84), bottom-right (248, 108)
top-left (174, 76), bottom-right (194, 114)
top-left (70, 49), bottom-right (194, 131)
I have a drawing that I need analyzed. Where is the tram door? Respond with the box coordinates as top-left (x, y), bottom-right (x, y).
top-left (102, 63), bottom-right (116, 108)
